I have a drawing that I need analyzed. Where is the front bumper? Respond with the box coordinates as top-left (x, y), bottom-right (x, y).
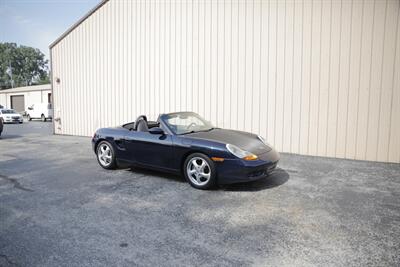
top-left (91, 137), bottom-right (98, 153)
top-left (3, 117), bottom-right (23, 123)
top-left (216, 149), bottom-right (280, 184)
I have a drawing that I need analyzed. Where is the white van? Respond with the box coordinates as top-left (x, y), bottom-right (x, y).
top-left (26, 103), bottom-right (53, 122)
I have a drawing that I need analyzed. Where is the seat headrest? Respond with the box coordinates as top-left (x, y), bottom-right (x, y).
top-left (136, 119), bottom-right (149, 132)
top-left (134, 115), bottom-right (148, 130)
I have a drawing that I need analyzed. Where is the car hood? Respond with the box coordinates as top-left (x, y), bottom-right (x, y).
top-left (186, 128), bottom-right (272, 155)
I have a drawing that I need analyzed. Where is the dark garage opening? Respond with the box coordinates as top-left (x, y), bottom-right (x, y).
top-left (10, 95), bottom-right (25, 113)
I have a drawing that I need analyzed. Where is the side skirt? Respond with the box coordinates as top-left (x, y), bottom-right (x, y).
top-left (116, 159), bottom-right (181, 176)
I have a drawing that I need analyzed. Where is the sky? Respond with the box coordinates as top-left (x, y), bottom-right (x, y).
top-left (0, 0), bottom-right (101, 60)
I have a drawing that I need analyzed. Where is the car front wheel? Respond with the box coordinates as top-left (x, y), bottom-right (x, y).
top-left (184, 153), bottom-right (216, 190)
top-left (27, 115), bottom-right (31, 121)
top-left (96, 141), bottom-right (116, 169)
top-left (41, 114), bottom-right (46, 122)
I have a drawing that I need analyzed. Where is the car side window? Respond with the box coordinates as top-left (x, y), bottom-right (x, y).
top-left (159, 123), bottom-right (169, 134)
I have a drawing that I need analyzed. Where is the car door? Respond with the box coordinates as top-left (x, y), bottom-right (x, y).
top-left (124, 130), bottom-right (175, 171)
top-left (34, 104), bottom-right (41, 118)
top-left (33, 104), bottom-right (40, 118)
top-left (30, 104), bottom-right (36, 118)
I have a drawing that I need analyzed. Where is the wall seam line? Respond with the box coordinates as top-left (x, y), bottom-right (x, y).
top-left (386, 2), bottom-right (400, 162)
top-left (344, 0), bottom-right (354, 157)
top-left (375, 0), bottom-right (389, 161)
top-left (364, 0), bottom-right (377, 160)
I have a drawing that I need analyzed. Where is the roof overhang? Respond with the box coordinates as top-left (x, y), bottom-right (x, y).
top-left (0, 84), bottom-right (51, 94)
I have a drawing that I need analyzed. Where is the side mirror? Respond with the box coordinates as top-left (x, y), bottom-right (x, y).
top-left (149, 127), bottom-right (164, 135)
top-left (28, 107), bottom-right (33, 110)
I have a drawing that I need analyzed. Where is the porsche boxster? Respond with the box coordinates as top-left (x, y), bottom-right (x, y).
top-left (92, 112), bottom-right (279, 189)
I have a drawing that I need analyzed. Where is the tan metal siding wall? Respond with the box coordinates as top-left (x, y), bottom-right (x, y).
top-left (51, 0), bottom-right (400, 163)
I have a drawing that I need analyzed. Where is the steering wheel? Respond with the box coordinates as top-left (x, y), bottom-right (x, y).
top-left (186, 122), bottom-right (197, 130)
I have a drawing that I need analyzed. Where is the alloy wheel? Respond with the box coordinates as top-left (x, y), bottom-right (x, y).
top-left (98, 143), bottom-right (112, 167)
top-left (186, 157), bottom-right (211, 186)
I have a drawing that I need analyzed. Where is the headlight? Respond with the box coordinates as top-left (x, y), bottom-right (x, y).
top-left (226, 144), bottom-right (258, 161)
top-left (258, 135), bottom-right (271, 147)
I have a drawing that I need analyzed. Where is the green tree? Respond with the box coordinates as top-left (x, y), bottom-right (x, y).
top-left (0, 43), bottom-right (49, 89)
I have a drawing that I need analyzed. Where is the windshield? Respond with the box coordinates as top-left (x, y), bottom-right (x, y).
top-left (164, 112), bottom-right (214, 135)
top-left (1, 109), bottom-right (17, 114)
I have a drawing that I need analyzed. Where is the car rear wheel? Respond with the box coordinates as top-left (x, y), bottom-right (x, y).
top-left (27, 115), bottom-right (31, 121)
top-left (96, 141), bottom-right (116, 169)
top-left (184, 153), bottom-right (216, 190)
top-left (41, 114), bottom-right (46, 122)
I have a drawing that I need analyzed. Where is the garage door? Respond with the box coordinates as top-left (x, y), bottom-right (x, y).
top-left (10, 95), bottom-right (25, 113)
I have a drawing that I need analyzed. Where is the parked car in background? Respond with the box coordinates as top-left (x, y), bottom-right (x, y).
top-left (0, 109), bottom-right (23, 124)
top-left (26, 103), bottom-right (53, 122)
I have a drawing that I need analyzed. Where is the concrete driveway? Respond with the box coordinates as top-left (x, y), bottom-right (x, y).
top-left (0, 122), bottom-right (399, 266)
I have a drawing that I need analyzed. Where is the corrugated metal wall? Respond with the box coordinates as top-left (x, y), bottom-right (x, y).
top-left (51, 0), bottom-right (400, 163)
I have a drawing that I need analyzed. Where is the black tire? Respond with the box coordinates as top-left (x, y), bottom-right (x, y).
top-left (96, 140), bottom-right (117, 169)
top-left (183, 153), bottom-right (217, 190)
top-left (41, 114), bottom-right (46, 122)
top-left (27, 115), bottom-right (32, 121)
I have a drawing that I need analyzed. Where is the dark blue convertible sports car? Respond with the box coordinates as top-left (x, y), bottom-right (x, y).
top-left (92, 112), bottom-right (279, 189)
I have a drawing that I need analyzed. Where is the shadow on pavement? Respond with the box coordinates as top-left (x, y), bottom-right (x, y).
top-left (221, 168), bottom-right (290, 192)
top-left (126, 167), bottom-right (185, 183)
top-left (0, 135), bottom-right (22, 140)
top-left (126, 166), bottom-right (289, 192)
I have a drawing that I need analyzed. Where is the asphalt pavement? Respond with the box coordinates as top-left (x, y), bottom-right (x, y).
top-left (0, 122), bottom-right (399, 266)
